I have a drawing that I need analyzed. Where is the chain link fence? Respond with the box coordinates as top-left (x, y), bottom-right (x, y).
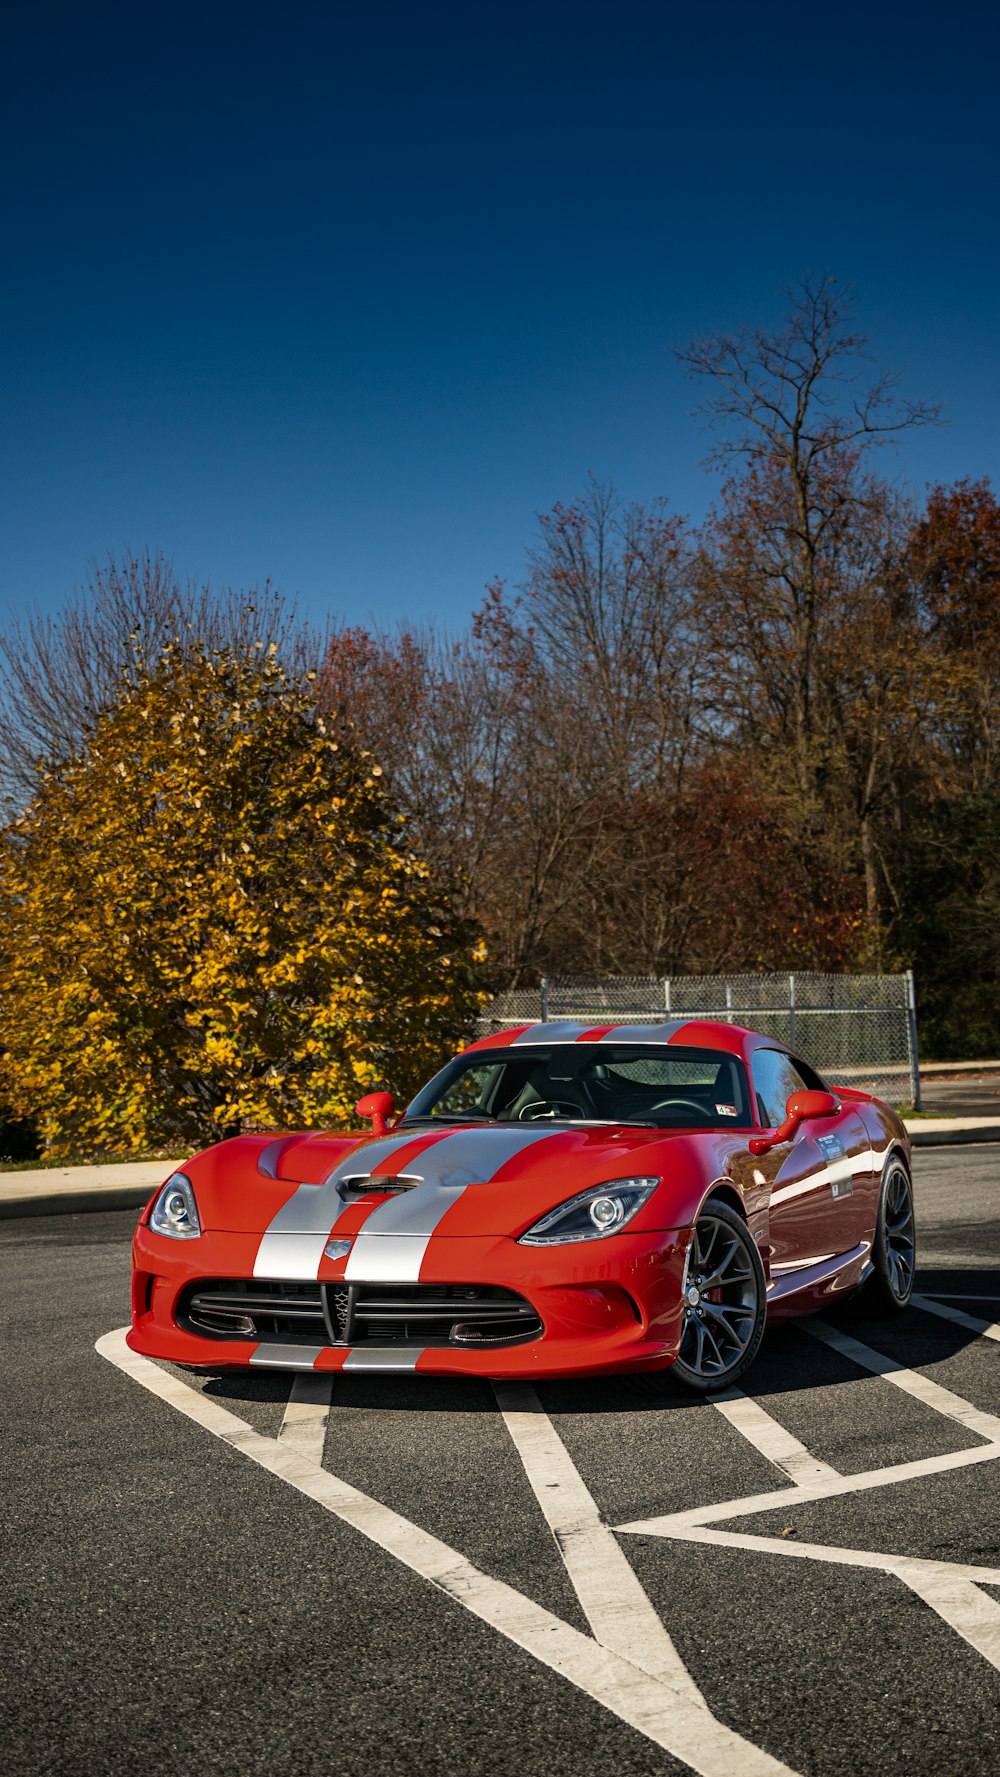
top-left (480, 972), bottom-right (921, 1108)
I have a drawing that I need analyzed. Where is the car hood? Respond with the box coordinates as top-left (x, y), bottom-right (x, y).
top-left (188, 1120), bottom-right (726, 1237)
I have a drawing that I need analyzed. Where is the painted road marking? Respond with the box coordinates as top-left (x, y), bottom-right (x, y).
top-left (921, 1293), bottom-right (1000, 1303)
top-left (803, 1319), bottom-right (1000, 1441)
top-left (899, 1568), bottom-right (1000, 1671)
top-left (618, 1315), bottom-right (1000, 1679)
top-left (624, 1504), bottom-right (1000, 1678)
top-left (639, 1522), bottom-right (1000, 1674)
top-left (98, 1329), bottom-right (795, 1777)
top-left (99, 1301), bottom-right (1000, 1773)
top-left (651, 1520), bottom-right (1000, 1586)
top-left (493, 1382), bottom-right (704, 1703)
top-left (277, 1372), bottom-right (333, 1463)
top-left (620, 1441), bottom-right (1000, 1535)
top-left (912, 1291), bottom-right (1000, 1345)
top-left (712, 1388), bottom-right (840, 1483)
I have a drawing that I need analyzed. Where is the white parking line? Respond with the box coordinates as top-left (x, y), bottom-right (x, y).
top-left (711, 1389), bottom-right (840, 1483)
top-left (619, 1440), bottom-right (1000, 1536)
top-left (617, 1314), bottom-right (1000, 1677)
top-left (98, 1331), bottom-right (797, 1777)
top-left (899, 1570), bottom-right (1000, 1672)
top-left (657, 1521), bottom-right (1000, 1587)
top-left (277, 1372), bottom-right (334, 1462)
top-left (493, 1383), bottom-right (703, 1701)
top-left (663, 1523), bottom-right (1000, 1674)
top-left (912, 1293), bottom-right (1000, 1345)
top-left (803, 1320), bottom-right (1000, 1442)
top-left (922, 1293), bottom-right (1000, 1303)
top-left (639, 1517), bottom-right (1000, 1676)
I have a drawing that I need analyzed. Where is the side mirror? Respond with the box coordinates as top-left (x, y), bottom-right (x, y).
top-left (356, 1091), bottom-right (396, 1137)
top-left (749, 1088), bottom-right (840, 1156)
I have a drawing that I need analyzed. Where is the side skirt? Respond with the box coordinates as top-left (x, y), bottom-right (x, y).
top-left (765, 1242), bottom-right (869, 1319)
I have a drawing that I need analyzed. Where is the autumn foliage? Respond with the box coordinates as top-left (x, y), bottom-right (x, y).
top-left (0, 641), bottom-right (484, 1156)
top-left (0, 280), bottom-right (997, 1163)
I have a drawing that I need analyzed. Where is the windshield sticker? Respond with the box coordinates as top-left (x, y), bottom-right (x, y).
top-left (716, 1103), bottom-right (738, 1117)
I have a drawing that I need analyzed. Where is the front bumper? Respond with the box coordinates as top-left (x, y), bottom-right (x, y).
top-left (129, 1222), bottom-right (692, 1378)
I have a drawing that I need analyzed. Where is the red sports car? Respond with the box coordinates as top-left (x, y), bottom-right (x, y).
top-left (128, 1020), bottom-right (915, 1392)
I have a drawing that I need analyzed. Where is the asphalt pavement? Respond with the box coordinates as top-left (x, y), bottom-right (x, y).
top-left (920, 1070), bottom-right (1000, 1119)
top-left (1, 1146), bottom-right (998, 1777)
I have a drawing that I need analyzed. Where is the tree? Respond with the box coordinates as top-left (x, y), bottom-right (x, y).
top-left (318, 588), bottom-right (617, 986)
top-left (679, 276), bottom-right (939, 810)
top-left (0, 639), bottom-right (484, 1156)
top-left (898, 478), bottom-right (1000, 1052)
top-left (0, 549), bottom-right (318, 806)
top-left (910, 477), bottom-right (1000, 784)
top-left (522, 480), bottom-right (701, 795)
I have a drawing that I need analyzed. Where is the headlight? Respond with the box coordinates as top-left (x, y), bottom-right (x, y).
top-left (518, 1177), bottom-right (659, 1246)
top-left (149, 1172), bottom-right (202, 1239)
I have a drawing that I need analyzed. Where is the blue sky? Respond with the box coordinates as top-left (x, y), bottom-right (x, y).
top-left (2, 1), bottom-right (998, 636)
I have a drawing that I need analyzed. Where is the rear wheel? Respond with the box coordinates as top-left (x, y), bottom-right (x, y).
top-left (668, 1198), bottom-right (767, 1394)
top-left (858, 1155), bottom-right (916, 1313)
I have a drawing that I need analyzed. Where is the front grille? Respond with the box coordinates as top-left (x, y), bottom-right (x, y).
top-left (182, 1279), bottom-right (326, 1344)
top-left (351, 1283), bottom-right (542, 1347)
top-left (179, 1279), bottom-right (542, 1349)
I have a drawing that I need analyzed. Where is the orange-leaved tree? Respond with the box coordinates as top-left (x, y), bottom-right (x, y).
top-left (0, 639), bottom-right (485, 1156)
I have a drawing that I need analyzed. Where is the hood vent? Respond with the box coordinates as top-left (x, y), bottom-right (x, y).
top-left (338, 1174), bottom-right (420, 1200)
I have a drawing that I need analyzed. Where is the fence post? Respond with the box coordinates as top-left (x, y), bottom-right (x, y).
top-left (663, 977), bottom-right (672, 1015)
top-left (905, 969), bottom-right (921, 1109)
top-left (789, 972), bottom-right (796, 1049)
top-left (725, 984), bottom-right (733, 1023)
top-left (540, 977), bottom-right (550, 1023)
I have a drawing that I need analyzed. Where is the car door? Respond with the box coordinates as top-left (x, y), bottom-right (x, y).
top-left (751, 1048), bottom-right (875, 1279)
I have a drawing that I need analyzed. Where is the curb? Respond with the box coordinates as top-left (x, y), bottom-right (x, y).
top-left (919, 1060), bottom-right (1000, 1076)
top-left (0, 1185), bottom-right (155, 1220)
top-left (906, 1125), bottom-right (1000, 1149)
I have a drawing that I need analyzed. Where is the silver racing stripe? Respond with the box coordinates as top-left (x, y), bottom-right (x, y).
top-left (342, 1348), bottom-right (424, 1371)
top-left (342, 1234), bottom-right (430, 1283)
top-left (249, 1343), bottom-right (327, 1369)
top-left (510, 1019), bottom-right (690, 1044)
top-left (248, 1343), bottom-right (425, 1372)
top-left (252, 1131), bottom-right (434, 1280)
top-left (255, 1232), bottom-right (340, 1280)
top-left (318, 1131), bottom-right (436, 1188)
top-left (344, 1125), bottom-right (561, 1284)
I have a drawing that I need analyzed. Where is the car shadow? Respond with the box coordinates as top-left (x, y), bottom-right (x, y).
top-left (197, 1261), bottom-right (999, 1418)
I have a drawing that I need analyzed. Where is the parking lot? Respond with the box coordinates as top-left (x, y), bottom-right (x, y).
top-left (2, 1146), bottom-right (998, 1777)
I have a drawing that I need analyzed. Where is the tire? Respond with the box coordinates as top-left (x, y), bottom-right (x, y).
top-left (858, 1154), bottom-right (916, 1314)
top-left (666, 1197), bottom-right (767, 1395)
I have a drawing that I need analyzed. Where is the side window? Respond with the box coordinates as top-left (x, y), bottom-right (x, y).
top-left (788, 1053), bottom-right (824, 1092)
top-left (752, 1049), bottom-right (810, 1127)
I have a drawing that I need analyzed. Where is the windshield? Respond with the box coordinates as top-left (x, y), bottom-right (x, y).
top-left (403, 1044), bottom-right (752, 1129)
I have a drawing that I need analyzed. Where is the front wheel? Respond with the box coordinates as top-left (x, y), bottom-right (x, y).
top-left (669, 1198), bottom-right (767, 1394)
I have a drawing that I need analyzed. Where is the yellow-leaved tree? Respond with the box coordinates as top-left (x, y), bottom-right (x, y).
top-left (0, 640), bottom-right (485, 1155)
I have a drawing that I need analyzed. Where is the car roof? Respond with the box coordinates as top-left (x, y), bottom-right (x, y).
top-left (461, 1020), bottom-right (780, 1063)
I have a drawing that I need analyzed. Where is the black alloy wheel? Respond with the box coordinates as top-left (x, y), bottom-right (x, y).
top-left (669, 1197), bottom-right (767, 1394)
top-left (860, 1155), bottom-right (916, 1313)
